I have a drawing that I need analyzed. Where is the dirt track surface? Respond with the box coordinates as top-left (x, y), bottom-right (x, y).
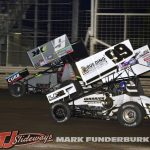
top-left (0, 89), bottom-right (150, 149)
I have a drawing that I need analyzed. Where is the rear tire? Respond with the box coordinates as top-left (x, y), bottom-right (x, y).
top-left (8, 82), bottom-right (25, 98)
top-left (117, 102), bottom-right (143, 127)
top-left (50, 102), bottom-right (71, 123)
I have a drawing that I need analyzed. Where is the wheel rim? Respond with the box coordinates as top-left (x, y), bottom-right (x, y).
top-left (16, 86), bottom-right (21, 92)
top-left (13, 85), bottom-right (22, 94)
top-left (122, 108), bottom-right (137, 123)
top-left (53, 106), bottom-right (67, 121)
top-left (10, 84), bottom-right (23, 97)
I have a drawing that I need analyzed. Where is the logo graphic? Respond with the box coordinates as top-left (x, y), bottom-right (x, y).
top-left (0, 131), bottom-right (53, 149)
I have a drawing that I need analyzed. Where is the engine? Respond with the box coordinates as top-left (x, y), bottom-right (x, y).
top-left (73, 105), bottom-right (105, 118)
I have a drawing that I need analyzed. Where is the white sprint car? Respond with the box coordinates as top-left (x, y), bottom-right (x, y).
top-left (46, 40), bottom-right (150, 127)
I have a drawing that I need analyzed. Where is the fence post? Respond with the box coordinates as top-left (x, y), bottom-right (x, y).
top-left (71, 0), bottom-right (79, 42)
top-left (124, 15), bottom-right (127, 40)
top-left (34, 0), bottom-right (38, 47)
top-left (47, 0), bottom-right (51, 41)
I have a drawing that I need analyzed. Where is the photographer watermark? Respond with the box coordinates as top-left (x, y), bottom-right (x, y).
top-left (56, 136), bottom-right (150, 143)
top-left (0, 131), bottom-right (53, 149)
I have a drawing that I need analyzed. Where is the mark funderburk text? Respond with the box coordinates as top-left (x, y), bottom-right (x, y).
top-left (56, 137), bottom-right (150, 143)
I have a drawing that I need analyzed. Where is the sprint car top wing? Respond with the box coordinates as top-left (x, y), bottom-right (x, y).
top-left (27, 34), bottom-right (73, 68)
top-left (76, 40), bottom-right (135, 85)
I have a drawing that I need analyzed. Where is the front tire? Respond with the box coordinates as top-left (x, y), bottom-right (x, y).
top-left (117, 102), bottom-right (143, 127)
top-left (8, 82), bottom-right (25, 98)
top-left (50, 102), bottom-right (71, 123)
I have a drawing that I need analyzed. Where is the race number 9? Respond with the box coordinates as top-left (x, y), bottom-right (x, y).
top-left (105, 44), bottom-right (133, 63)
top-left (53, 35), bottom-right (66, 52)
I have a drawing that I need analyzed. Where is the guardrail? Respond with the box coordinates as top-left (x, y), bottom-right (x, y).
top-left (0, 66), bottom-right (49, 89)
top-left (0, 66), bottom-right (150, 96)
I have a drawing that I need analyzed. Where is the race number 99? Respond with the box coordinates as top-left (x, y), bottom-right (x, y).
top-left (105, 44), bottom-right (133, 63)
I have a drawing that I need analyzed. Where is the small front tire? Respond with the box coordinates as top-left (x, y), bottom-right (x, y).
top-left (50, 102), bottom-right (71, 123)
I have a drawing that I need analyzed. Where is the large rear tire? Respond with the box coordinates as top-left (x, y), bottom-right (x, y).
top-left (8, 82), bottom-right (25, 98)
top-left (50, 102), bottom-right (71, 123)
top-left (117, 102), bottom-right (143, 127)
